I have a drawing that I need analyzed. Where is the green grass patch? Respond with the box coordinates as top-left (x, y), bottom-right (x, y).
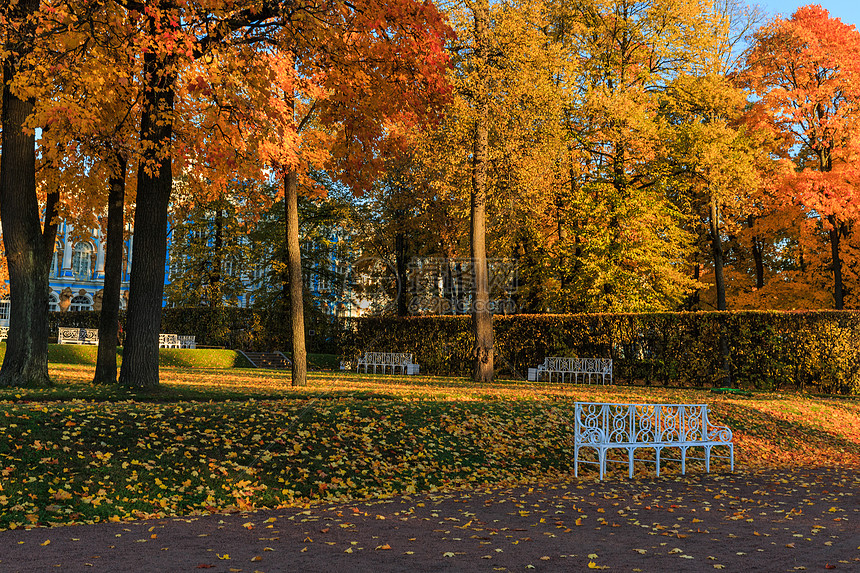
top-left (0, 343), bottom-right (252, 369)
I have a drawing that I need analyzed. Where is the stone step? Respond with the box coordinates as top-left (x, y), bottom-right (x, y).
top-left (240, 351), bottom-right (291, 370)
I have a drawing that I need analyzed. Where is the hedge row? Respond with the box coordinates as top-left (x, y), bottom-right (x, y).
top-left (50, 307), bottom-right (340, 353)
top-left (52, 308), bottom-right (860, 394)
top-left (342, 311), bottom-right (860, 394)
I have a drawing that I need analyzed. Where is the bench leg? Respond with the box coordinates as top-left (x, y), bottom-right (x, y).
top-left (681, 447), bottom-right (687, 475)
top-left (574, 446), bottom-right (579, 478)
top-left (705, 445), bottom-right (711, 473)
top-left (599, 447), bottom-right (606, 481)
top-left (628, 447), bottom-right (635, 479)
top-left (655, 446), bottom-right (662, 477)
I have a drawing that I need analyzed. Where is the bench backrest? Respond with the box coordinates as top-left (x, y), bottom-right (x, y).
top-left (544, 357), bottom-right (612, 374)
top-left (361, 351), bottom-right (413, 365)
top-left (58, 327), bottom-right (99, 343)
top-left (159, 333), bottom-right (179, 347)
top-left (574, 402), bottom-right (711, 444)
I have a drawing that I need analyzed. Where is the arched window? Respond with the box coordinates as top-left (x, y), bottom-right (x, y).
top-left (0, 296), bottom-right (9, 322)
top-left (48, 292), bottom-right (60, 312)
top-left (50, 242), bottom-right (62, 277)
top-left (72, 242), bottom-right (95, 280)
top-left (70, 294), bottom-right (92, 312)
top-left (122, 244), bottom-right (130, 280)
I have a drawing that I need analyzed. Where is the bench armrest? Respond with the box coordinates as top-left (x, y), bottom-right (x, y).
top-left (706, 424), bottom-right (733, 442)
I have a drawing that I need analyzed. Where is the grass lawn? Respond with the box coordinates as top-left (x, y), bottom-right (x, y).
top-left (0, 364), bottom-right (857, 531)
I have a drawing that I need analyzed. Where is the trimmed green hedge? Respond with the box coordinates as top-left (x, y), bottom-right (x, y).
top-left (49, 307), bottom-right (341, 353)
top-left (343, 311), bottom-right (860, 394)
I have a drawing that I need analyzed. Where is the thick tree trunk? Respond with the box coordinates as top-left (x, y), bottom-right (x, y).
top-left (0, 0), bottom-right (52, 388)
top-left (828, 217), bottom-right (844, 310)
top-left (285, 169), bottom-right (307, 386)
top-left (94, 154), bottom-right (127, 385)
top-left (118, 45), bottom-right (175, 389)
top-left (709, 198), bottom-right (726, 310)
top-left (470, 1), bottom-right (493, 383)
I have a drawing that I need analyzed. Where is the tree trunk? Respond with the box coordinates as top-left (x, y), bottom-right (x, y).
top-left (94, 154), bottom-right (127, 385)
top-left (394, 208), bottom-right (409, 317)
top-left (285, 169), bottom-right (307, 386)
top-left (118, 42), bottom-right (175, 389)
top-left (469, 0), bottom-right (493, 383)
top-left (709, 198), bottom-right (726, 310)
top-left (0, 0), bottom-right (52, 388)
top-left (828, 216), bottom-right (844, 310)
top-left (748, 216), bottom-right (765, 290)
top-left (211, 207), bottom-right (223, 307)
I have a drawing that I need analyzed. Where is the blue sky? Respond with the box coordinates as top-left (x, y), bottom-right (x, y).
top-left (759, 1), bottom-right (858, 27)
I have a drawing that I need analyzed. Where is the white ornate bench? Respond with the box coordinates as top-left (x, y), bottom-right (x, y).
top-left (573, 402), bottom-right (733, 480)
top-left (159, 333), bottom-right (181, 349)
top-left (356, 351), bottom-right (419, 375)
top-left (0, 327), bottom-right (8, 341)
top-left (58, 327), bottom-right (99, 345)
top-left (528, 357), bottom-right (612, 384)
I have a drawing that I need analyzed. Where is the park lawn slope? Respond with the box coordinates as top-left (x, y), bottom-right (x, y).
top-left (0, 368), bottom-right (857, 531)
top-left (0, 343), bottom-right (253, 369)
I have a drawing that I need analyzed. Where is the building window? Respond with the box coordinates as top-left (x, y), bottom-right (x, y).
top-left (72, 242), bottom-right (94, 280)
top-left (70, 295), bottom-right (92, 312)
top-left (48, 292), bottom-right (60, 312)
top-left (50, 242), bottom-right (62, 277)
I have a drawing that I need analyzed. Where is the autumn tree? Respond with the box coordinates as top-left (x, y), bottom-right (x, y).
top-left (0, 0), bottom-right (54, 387)
top-left (741, 5), bottom-right (860, 309)
top-left (29, 1), bottom-right (141, 385)
top-left (109, 0), bottom-right (451, 388)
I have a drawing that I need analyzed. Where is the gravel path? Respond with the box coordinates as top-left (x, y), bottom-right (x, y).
top-left (1, 468), bottom-right (857, 572)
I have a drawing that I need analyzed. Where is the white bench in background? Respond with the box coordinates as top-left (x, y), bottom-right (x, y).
top-left (0, 327), bottom-right (7, 341)
top-left (159, 333), bottom-right (181, 349)
top-left (528, 357), bottom-right (612, 384)
top-left (58, 327), bottom-right (99, 345)
top-left (573, 402), bottom-right (734, 480)
top-left (178, 335), bottom-right (196, 349)
top-left (356, 351), bottom-right (419, 375)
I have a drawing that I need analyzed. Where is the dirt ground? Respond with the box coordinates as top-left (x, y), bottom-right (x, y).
top-left (0, 467), bottom-right (857, 573)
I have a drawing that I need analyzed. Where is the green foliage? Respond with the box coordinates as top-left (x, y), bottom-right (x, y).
top-left (166, 195), bottom-right (253, 308)
top-left (346, 311), bottom-right (860, 394)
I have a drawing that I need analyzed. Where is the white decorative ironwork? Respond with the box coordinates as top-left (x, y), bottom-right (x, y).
top-left (57, 327), bottom-right (99, 345)
top-left (356, 351), bottom-right (419, 375)
top-left (159, 333), bottom-right (181, 349)
top-left (177, 335), bottom-right (196, 349)
top-left (573, 402), bottom-right (734, 480)
top-left (527, 357), bottom-right (613, 384)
